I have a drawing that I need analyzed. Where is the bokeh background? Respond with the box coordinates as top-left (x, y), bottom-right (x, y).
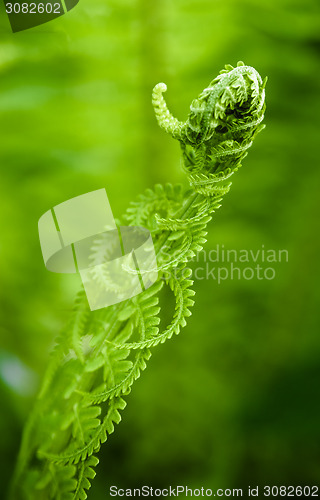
top-left (1, 0), bottom-right (320, 497)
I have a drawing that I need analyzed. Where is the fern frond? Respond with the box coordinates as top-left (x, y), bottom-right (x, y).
top-left (124, 183), bottom-right (184, 229)
top-left (73, 456), bottom-right (99, 500)
top-left (35, 464), bottom-right (77, 500)
top-left (39, 398), bottom-right (126, 465)
top-left (69, 291), bottom-right (91, 363)
top-left (38, 289), bottom-right (89, 399)
top-left (81, 349), bottom-right (152, 404)
top-left (112, 267), bottom-right (195, 350)
top-left (11, 62), bottom-right (266, 500)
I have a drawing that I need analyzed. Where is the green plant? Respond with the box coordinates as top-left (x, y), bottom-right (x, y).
top-left (10, 62), bottom-right (266, 499)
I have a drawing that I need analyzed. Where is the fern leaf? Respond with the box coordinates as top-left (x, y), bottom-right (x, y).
top-left (112, 267), bottom-right (195, 350)
top-left (39, 398), bottom-right (126, 465)
top-left (81, 348), bottom-right (152, 404)
top-left (73, 456), bottom-right (99, 500)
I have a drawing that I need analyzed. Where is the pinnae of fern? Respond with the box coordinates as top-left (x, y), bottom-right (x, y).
top-left (10, 62), bottom-right (266, 500)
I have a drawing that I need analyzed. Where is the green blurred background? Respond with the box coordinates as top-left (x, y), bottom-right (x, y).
top-left (0, 0), bottom-right (320, 497)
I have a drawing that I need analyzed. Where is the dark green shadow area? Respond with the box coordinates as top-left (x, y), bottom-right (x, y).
top-left (4, 0), bottom-right (79, 32)
top-left (65, 0), bottom-right (79, 11)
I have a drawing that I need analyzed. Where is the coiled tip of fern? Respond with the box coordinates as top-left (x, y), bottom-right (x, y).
top-left (152, 63), bottom-right (267, 196)
top-left (186, 63), bottom-right (266, 141)
top-left (152, 82), bottom-right (185, 139)
top-left (184, 63), bottom-right (266, 193)
top-left (153, 82), bottom-right (167, 94)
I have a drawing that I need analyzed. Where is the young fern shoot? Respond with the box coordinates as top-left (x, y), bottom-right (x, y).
top-left (10, 62), bottom-right (266, 500)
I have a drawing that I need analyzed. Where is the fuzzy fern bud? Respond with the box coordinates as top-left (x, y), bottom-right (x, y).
top-left (152, 61), bottom-right (267, 195)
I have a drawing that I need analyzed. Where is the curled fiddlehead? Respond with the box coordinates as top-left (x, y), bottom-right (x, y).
top-left (153, 61), bottom-right (266, 195)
